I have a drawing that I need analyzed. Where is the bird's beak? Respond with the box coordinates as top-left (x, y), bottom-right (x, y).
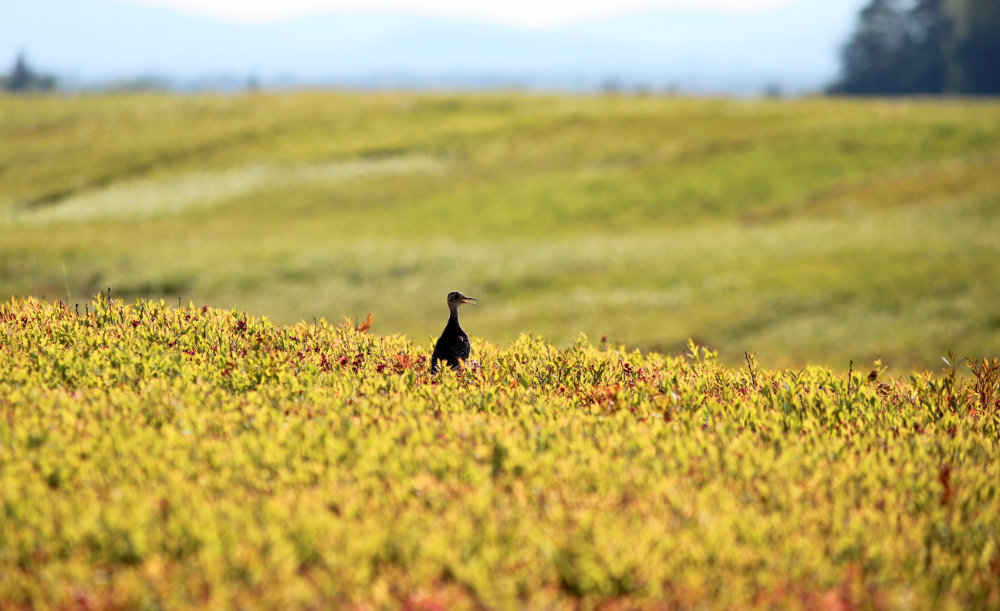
top-left (462, 297), bottom-right (478, 306)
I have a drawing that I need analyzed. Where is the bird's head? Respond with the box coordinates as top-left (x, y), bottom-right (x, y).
top-left (447, 291), bottom-right (478, 308)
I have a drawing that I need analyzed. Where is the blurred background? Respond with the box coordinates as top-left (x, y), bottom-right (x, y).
top-left (1, 0), bottom-right (999, 369)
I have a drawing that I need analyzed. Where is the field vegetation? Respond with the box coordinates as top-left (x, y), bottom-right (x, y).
top-left (1, 295), bottom-right (998, 608)
top-left (1, 92), bottom-right (999, 369)
top-left (2, 92), bottom-right (999, 608)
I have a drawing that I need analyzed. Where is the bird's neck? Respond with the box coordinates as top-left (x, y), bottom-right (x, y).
top-left (447, 306), bottom-right (461, 327)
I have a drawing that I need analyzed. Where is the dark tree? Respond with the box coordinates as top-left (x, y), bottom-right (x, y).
top-left (899, 0), bottom-right (951, 92)
top-left (3, 53), bottom-right (57, 92)
top-left (831, 0), bottom-right (906, 94)
top-left (831, 0), bottom-right (948, 94)
top-left (830, 0), bottom-right (999, 95)
top-left (948, 0), bottom-right (1000, 93)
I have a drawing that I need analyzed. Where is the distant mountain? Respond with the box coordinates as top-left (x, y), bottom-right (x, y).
top-left (1, 0), bottom-right (866, 94)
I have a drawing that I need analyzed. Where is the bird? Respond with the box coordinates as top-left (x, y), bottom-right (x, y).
top-left (430, 291), bottom-right (477, 374)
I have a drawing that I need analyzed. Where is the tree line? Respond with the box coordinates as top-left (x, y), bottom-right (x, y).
top-left (831, 0), bottom-right (1000, 95)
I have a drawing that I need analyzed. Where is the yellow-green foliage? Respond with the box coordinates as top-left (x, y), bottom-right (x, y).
top-left (1, 296), bottom-right (998, 609)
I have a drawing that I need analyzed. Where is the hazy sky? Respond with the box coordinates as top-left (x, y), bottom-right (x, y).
top-left (120, 0), bottom-right (801, 27)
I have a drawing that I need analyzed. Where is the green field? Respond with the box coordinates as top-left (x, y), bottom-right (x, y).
top-left (2, 92), bottom-right (999, 369)
top-left (2, 296), bottom-right (998, 609)
top-left (2, 92), bottom-right (1000, 607)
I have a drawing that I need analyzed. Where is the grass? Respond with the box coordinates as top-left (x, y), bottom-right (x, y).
top-left (1, 296), bottom-right (998, 609)
top-left (1, 92), bottom-right (999, 369)
top-left (2, 92), bottom-right (999, 609)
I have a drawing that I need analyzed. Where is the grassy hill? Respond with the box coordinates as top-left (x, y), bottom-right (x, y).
top-left (1, 92), bottom-right (998, 369)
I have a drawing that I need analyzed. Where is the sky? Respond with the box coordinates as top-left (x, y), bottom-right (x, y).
top-left (120, 0), bottom-right (802, 28)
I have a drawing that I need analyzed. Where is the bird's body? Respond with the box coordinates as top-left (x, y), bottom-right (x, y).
top-left (430, 291), bottom-right (477, 374)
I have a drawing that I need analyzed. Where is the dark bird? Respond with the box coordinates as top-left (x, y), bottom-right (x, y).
top-left (430, 291), bottom-right (477, 374)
